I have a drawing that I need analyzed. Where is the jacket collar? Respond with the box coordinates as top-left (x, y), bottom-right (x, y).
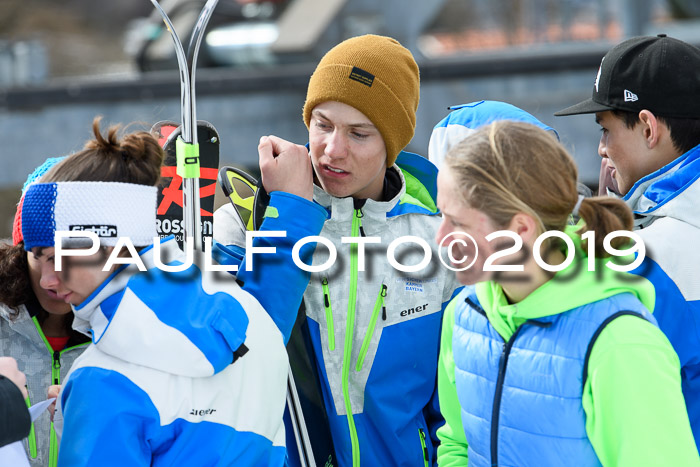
top-left (623, 143), bottom-right (700, 229)
top-left (71, 238), bottom-right (174, 339)
top-left (313, 165), bottom-right (407, 226)
top-left (1, 299), bottom-right (89, 348)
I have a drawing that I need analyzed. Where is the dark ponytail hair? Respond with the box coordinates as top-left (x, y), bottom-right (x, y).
top-left (42, 117), bottom-right (164, 186)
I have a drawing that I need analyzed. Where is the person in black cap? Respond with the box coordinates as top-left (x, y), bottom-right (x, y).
top-left (555, 34), bottom-right (700, 452)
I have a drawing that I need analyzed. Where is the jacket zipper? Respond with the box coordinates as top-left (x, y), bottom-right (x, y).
top-left (52, 351), bottom-right (61, 385)
top-left (33, 316), bottom-right (88, 467)
top-left (489, 316), bottom-right (552, 465)
top-left (341, 208), bottom-right (363, 467)
top-left (419, 427), bottom-right (429, 466)
top-left (466, 297), bottom-right (556, 466)
top-left (321, 277), bottom-right (335, 351)
top-left (355, 284), bottom-right (387, 371)
top-left (490, 327), bottom-right (522, 466)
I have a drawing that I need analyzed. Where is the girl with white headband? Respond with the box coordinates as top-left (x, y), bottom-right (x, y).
top-left (434, 120), bottom-right (697, 465)
top-left (19, 117), bottom-right (326, 466)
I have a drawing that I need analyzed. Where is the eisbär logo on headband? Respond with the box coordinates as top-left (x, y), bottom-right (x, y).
top-left (349, 67), bottom-right (374, 87)
top-left (70, 225), bottom-right (118, 238)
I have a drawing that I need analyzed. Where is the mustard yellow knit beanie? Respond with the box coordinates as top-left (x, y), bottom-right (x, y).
top-left (303, 34), bottom-right (420, 167)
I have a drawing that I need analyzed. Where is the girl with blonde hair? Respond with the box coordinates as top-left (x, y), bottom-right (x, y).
top-left (435, 121), bottom-right (698, 466)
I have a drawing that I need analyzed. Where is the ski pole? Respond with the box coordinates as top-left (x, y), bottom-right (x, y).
top-left (288, 367), bottom-right (315, 467)
top-left (149, 0), bottom-right (219, 251)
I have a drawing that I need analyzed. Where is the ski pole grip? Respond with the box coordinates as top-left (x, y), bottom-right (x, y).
top-left (176, 136), bottom-right (201, 178)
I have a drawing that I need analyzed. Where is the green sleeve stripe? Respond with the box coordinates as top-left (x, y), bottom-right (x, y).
top-left (264, 206), bottom-right (279, 219)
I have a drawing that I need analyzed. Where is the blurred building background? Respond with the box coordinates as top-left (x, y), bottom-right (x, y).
top-left (1, 0), bottom-right (699, 237)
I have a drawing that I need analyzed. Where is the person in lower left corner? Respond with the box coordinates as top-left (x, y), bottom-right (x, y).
top-left (0, 356), bottom-right (30, 447)
top-left (21, 116), bottom-right (326, 466)
top-left (0, 356), bottom-right (31, 467)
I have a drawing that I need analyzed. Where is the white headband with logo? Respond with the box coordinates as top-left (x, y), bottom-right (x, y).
top-left (22, 181), bottom-right (158, 251)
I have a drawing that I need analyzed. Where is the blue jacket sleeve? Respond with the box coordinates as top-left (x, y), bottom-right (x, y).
top-left (224, 192), bottom-right (327, 343)
top-left (59, 368), bottom-right (157, 466)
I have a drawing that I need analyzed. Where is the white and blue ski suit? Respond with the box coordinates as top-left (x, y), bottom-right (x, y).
top-left (625, 143), bottom-right (700, 450)
top-left (55, 192), bottom-right (327, 466)
top-left (217, 152), bottom-right (461, 466)
top-left (428, 100), bottom-right (559, 169)
top-left (300, 152), bottom-right (461, 466)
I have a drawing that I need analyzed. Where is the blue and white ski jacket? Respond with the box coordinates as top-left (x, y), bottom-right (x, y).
top-left (625, 143), bottom-right (700, 449)
top-left (56, 192), bottom-right (327, 466)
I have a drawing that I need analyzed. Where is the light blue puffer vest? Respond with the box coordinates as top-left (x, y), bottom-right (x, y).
top-left (453, 289), bottom-right (655, 466)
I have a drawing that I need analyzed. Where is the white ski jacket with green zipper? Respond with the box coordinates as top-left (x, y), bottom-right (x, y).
top-left (303, 152), bottom-right (460, 466)
top-left (215, 151), bottom-right (461, 466)
top-left (0, 301), bottom-right (89, 467)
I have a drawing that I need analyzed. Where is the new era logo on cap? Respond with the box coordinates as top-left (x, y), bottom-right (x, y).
top-left (624, 90), bottom-right (638, 102)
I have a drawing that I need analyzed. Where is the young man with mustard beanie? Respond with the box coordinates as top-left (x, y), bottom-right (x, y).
top-left (216, 34), bottom-right (461, 466)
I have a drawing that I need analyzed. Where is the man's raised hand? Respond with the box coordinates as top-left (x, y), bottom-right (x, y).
top-left (258, 135), bottom-right (313, 201)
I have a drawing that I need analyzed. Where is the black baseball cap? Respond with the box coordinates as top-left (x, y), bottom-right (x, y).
top-left (555, 34), bottom-right (700, 118)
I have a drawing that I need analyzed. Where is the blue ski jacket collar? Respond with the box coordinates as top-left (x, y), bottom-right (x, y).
top-left (623, 143), bottom-right (700, 230)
